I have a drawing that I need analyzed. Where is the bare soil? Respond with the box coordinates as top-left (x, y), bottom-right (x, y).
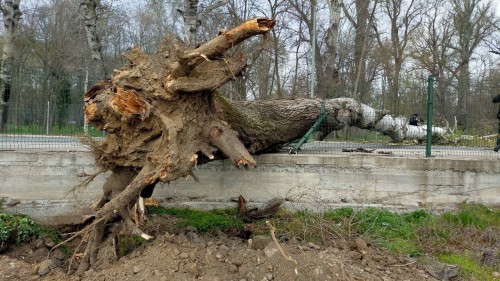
top-left (0, 215), bottom-right (446, 281)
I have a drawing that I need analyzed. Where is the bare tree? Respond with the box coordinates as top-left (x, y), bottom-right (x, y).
top-left (321, 0), bottom-right (342, 98)
top-left (287, 0), bottom-right (338, 99)
top-left (179, 0), bottom-right (229, 47)
top-left (411, 0), bottom-right (455, 119)
top-left (0, 0), bottom-right (21, 131)
top-left (450, 0), bottom-right (496, 128)
top-left (342, 0), bottom-right (372, 102)
top-left (373, 0), bottom-right (422, 115)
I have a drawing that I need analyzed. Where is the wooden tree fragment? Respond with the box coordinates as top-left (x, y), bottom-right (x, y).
top-left (77, 18), bottom-right (275, 273)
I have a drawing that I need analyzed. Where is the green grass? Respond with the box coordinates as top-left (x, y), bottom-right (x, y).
top-left (323, 207), bottom-right (427, 256)
top-left (438, 252), bottom-right (496, 281)
top-left (319, 204), bottom-right (499, 281)
top-left (4, 124), bottom-right (104, 137)
top-left (322, 131), bottom-right (393, 143)
top-left (441, 203), bottom-right (500, 229)
top-left (146, 206), bottom-right (245, 234)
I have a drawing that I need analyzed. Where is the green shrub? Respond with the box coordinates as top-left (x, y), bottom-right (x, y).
top-left (0, 213), bottom-right (41, 245)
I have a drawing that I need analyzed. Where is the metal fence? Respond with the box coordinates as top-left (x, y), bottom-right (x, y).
top-left (0, 102), bottom-right (101, 151)
top-left (1, 101), bottom-right (499, 158)
top-left (284, 124), bottom-right (499, 158)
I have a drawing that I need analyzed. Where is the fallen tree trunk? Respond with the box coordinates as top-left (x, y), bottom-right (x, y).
top-left (221, 97), bottom-right (449, 152)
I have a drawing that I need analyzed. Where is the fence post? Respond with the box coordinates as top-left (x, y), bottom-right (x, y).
top-left (46, 100), bottom-right (50, 135)
top-left (426, 75), bottom-right (434, 157)
top-left (84, 68), bottom-right (89, 136)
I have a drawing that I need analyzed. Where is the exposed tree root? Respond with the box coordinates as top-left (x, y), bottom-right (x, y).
top-left (66, 168), bottom-right (107, 198)
top-left (69, 19), bottom-right (279, 273)
top-left (237, 196), bottom-right (283, 222)
top-left (265, 220), bottom-right (298, 274)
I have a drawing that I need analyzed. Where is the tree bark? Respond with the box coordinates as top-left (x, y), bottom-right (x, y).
top-left (0, 0), bottom-right (21, 132)
top-left (221, 97), bottom-right (447, 152)
top-left (321, 0), bottom-right (342, 98)
top-left (79, 0), bottom-right (107, 77)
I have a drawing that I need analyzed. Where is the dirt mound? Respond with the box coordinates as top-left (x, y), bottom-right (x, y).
top-left (1, 228), bottom-right (440, 281)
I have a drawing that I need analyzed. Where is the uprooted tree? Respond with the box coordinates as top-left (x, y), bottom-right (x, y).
top-left (74, 18), bottom-right (449, 273)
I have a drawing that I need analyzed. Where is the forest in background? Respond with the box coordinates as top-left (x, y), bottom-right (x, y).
top-left (1, 0), bottom-right (499, 133)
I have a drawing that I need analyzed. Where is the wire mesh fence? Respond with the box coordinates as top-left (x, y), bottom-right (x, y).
top-left (282, 124), bottom-right (499, 158)
top-left (0, 101), bottom-right (102, 151)
top-left (1, 101), bottom-right (499, 158)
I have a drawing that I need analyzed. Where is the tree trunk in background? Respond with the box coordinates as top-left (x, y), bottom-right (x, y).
top-left (321, 0), bottom-right (342, 98)
top-left (456, 60), bottom-right (470, 129)
top-left (183, 0), bottom-right (198, 47)
top-left (450, 0), bottom-right (495, 129)
top-left (374, 0), bottom-right (421, 115)
top-left (182, 0), bottom-right (229, 47)
top-left (0, 0), bottom-right (21, 132)
top-left (353, 0), bottom-right (369, 102)
top-left (411, 0), bottom-right (454, 121)
top-left (79, 0), bottom-right (107, 78)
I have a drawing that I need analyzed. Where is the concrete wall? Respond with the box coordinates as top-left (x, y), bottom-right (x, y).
top-left (1, 150), bottom-right (499, 225)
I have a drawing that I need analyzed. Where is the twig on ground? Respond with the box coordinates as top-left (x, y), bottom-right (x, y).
top-left (66, 235), bottom-right (86, 273)
top-left (388, 260), bottom-right (417, 267)
top-left (265, 220), bottom-right (298, 275)
top-left (341, 261), bottom-right (352, 281)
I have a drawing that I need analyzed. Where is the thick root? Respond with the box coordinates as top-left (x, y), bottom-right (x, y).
top-left (76, 221), bottom-right (105, 274)
top-left (120, 209), bottom-right (154, 241)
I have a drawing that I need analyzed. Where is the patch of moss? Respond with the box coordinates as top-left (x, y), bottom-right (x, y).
top-left (438, 252), bottom-right (496, 281)
top-left (117, 235), bottom-right (144, 258)
top-left (146, 206), bottom-right (244, 234)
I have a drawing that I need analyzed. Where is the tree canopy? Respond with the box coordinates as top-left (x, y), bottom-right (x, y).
top-left (0, 0), bottom-right (497, 134)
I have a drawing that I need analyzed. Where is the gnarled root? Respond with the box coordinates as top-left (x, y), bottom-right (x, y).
top-left (120, 209), bottom-right (154, 240)
top-left (71, 165), bottom-right (157, 274)
top-left (75, 220), bottom-right (105, 274)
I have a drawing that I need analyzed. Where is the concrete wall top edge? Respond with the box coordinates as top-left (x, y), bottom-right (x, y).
top-left (254, 154), bottom-right (500, 173)
top-left (2, 151), bottom-right (499, 173)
